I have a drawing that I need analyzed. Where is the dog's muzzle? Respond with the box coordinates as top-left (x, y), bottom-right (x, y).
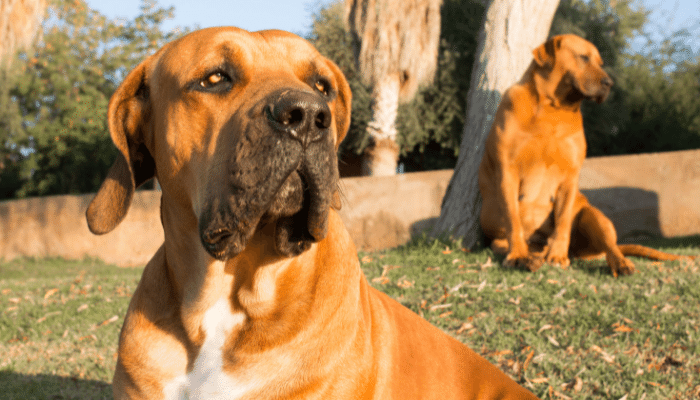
top-left (199, 89), bottom-right (338, 260)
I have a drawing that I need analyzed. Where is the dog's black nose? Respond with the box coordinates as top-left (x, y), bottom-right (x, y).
top-left (267, 91), bottom-right (331, 147)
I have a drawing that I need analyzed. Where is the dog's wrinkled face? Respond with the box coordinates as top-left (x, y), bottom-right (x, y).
top-left (86, 27), bottom-right (351, 260)
top-left (533, 34), bottom-right (613, 104)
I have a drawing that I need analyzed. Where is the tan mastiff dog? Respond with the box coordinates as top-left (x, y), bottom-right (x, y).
top-left (480, 34), bottom-right (691, 277)
top-left (87, 27), bottom-right (539, 400)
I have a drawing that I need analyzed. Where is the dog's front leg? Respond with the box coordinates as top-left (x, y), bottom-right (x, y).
top-left (545, 177), bottom-right (579, 267)
top-left (495, 165), bottom-right (541, 271)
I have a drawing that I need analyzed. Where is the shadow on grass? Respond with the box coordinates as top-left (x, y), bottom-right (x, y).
top-left (486, 234), bottom-right (700, 277)
top-left (0, 371), bottom-right (111, 400)
top-left (636, 234), bottom-right (700, 249)
top-left (483, 250), bottom-right (610, 276)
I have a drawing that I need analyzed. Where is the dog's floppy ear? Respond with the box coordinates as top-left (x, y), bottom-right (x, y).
top-left (325, 58), bottom-right (352, 148)
top-left (86, 57), bottom-right (156, 235)
top-left (533, 36), bottom-right (558, 69)
top-left (323, 58), bottom-right (351, 211)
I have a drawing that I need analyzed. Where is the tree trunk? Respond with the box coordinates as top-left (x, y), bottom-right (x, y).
top-left (362, 73), bottom-right (401, 176)
top-left (431, 0), bottom-right (559, 246)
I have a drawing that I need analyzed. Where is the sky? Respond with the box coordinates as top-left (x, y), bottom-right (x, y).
top-left (84, 0), bottom-right (332, 36)
top-left (84, 0), bottom-right (699, 52)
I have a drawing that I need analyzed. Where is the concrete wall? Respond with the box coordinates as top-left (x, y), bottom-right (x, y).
top-left (2, 149), bottom-right (699, 266)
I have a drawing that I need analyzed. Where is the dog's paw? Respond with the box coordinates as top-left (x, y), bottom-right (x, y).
top-left (504, 253), bottom-right (544, 272)
top-left (545, 253), bottom-right (571, 268)
top-left (608, 256), bottom-right (636, 278)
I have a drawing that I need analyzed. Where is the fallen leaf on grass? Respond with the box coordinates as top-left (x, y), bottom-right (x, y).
top-left (360, 255), bottom-right (373, 264)
top-left (523, 350), bottom-right (535, 372)
top-left (429, 303), bottom-right (452, 311)
top-left (553, 288), bottom-right (566, 298)
top-left (8, 297), bottom-right (21, 304)
top-left (531, 377), bottom-right (549, 384)
top-left (547, 336), bottom-right (560, 347)
top-left (508, 297), bottom-right (521, 305)
top-left (371, 276), bottom-right (390, 285)
top-left (538, 324), bottom-right (553, 333)
top-left (98, 315), bottom-right (119, 327)
top-left (44, 288), bottom-right (59, 299)
top-left (477, 280), bottom-right (487, 292)
top-left (371, 265), bottom-right (401, 284)
top-left (1, 289), bottom-right (10, 295)
top-left (510, 283), bottom-right (525, 291)
top-left (590, 345), bottom-right (615, 363)
top-left (493, 349), bottom-right (513, 357)
top-left (481, 257), bottom-right (493, 269)
top-left (442, 247), bottom-right (452, 254)
top-left (77, 304), bottom-right (89, 312)
top-left (456, 322), bottom-right (474, 334)
top-left (449, 281), bottom-right (466, 293)
top-left (396, 277), bottom-right (414, 289)
top-left (561, 376), bottom-right (583, 392)
top-left (645, 381), bottom-right (665, 388)
top-left (660, 304), bottom-right (674, 313)
top-left (438, 311), bottom-right (453, 318)
top-left (613, 324), bottom-right (634, 333)
top-left (37, 311), bottom-right (61, 323)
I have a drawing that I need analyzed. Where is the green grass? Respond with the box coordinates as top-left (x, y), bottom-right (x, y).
top-left (0, 258), bottom-right (142, 399)
top-left (2, 237), bottom-right (700, 399)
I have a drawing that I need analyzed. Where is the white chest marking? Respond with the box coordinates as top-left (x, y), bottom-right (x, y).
top-left (163, 299), bottom-right (251, 400)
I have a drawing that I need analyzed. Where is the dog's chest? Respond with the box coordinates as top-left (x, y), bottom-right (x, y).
top-left (163, 299), bottom-right (253, 400)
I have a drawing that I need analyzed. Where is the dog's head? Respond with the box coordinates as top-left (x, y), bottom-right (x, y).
top-left (533, 34), bottom-right (613, 104)
top-left (86, 27), bottom-right (352, 260)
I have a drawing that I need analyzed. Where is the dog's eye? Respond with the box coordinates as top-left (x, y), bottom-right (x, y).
top-left (580, 55), bottom-right (590, 63)
top-left (200, 72), bottom-right (230, 89)
top-left (314, 79), bottom-right (331, 96)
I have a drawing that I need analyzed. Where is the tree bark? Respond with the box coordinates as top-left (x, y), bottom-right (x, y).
top-left (431, 0), bottom-right (559, 246)
top-left (362, 73), bottom-right (401, 176)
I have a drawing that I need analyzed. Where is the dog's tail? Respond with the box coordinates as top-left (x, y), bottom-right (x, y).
top-left (619, 244), bottom-right (695, 261)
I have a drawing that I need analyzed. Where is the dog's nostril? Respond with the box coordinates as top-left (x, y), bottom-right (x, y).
top-left (315, 111), bottom-right (330, 130)
top-left (284, 108), bottom-right (304, 126)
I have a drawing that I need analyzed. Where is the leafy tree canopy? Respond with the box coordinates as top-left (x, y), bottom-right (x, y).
top-left (0, 0), bottom-right (183, 198)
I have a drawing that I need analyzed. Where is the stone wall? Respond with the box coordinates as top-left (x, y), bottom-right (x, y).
top-left (1, 149), bottom-right (699, 266)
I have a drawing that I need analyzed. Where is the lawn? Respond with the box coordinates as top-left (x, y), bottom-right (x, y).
top-left (1, 237), bottom-right (699, 399)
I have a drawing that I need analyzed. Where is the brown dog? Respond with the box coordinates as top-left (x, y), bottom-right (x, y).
top-left (87, 28), bottom-right (539, 400)
top-left (479, 34), bottom-right (690, 277)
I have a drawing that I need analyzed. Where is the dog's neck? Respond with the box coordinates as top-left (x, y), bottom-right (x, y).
top-left (158, 195), bottom-right (361, 347)
top-left (526, 63), bottom-right (582, 112)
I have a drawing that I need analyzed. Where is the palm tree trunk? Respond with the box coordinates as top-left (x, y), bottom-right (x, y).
top-left (362, 73), bottom-right (400, 176)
